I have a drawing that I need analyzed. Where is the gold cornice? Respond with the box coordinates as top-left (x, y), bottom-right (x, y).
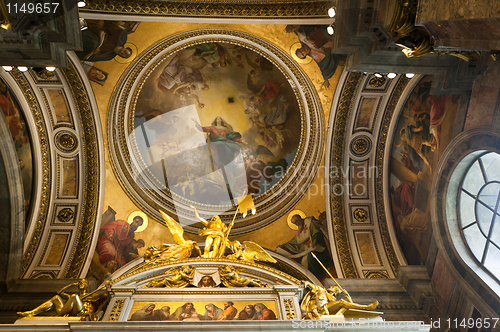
top-left (11, 70), bottom-right (52, 276)
top-left (374, 76), bottom-right (410, 276)
top-left (110, 258), bottom-right (301, 286)
top-left (328, 72), bottom-right (362, 279)
top-left (81, 0), bottom-right (331, 19)
top-left (60, 59), bottom-right (101, 278)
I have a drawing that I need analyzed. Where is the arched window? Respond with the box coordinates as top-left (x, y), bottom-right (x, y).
top-left (458, 152), bottom-right (500, 280)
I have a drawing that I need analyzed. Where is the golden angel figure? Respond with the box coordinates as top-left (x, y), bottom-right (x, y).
top-left (300, 281), bottom-right (379, 319)
top-left (192, 205), bottom-right (231, 258)
top-left (218, 265), bottom-right (268, 288)
top-left (146, 265), bottom-right (194, 288)
top-left (227, 240), bottom-right (277, 263)
top-left (144, 210), bottom-right (202, 263)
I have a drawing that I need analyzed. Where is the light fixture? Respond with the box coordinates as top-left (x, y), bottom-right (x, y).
top-left (0, 23), bottom-right (11, 30)
top-left (374, 73), bottom-right (383, 78)
top-left (405, 73), bottom-right (415, 78)
top-left (2, 66), bottom-right (13, 71)
top-left (328, 7), bottom-right (336, 18)
top-left (387, 73), bottom-right (397, 79)
top-left (18, 66), bottom-right (28, 72)
top-left (327, 25), bottom-right (334, 35)
top-left (46, 67), bottom-right (56, 72)
top-left (77, 1), bottom-right (86, 7)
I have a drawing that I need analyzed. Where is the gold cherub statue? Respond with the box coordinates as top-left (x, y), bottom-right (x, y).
top-left (144, 210), bottom-right (202, 263)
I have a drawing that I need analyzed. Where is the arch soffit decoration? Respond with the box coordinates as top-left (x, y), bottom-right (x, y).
top-left (107, 28), bottom-right (324, 235)
top-left (2, 53), bottom-right (105, 280)
top-left (325, 70), bottom-right (414, 278)
top-left (431, 127), bottom-right (500, 318)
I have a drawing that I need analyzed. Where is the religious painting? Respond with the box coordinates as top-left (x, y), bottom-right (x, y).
top-left (60, 158), bottom-right (78, 197)
top-left (275, 210), bottom-right (336, 283)
top-left (47, 89), bottom-right (71, 123)
top-left (128, 300), bottom-right (277, 321)
top-left (355, 232), bottom-right (379, 265)
top-left (87, 66), bottom-right (109, 85)
top-left (87, 207), bottom-right (148, 286)
top-left (77, 20), bottom-right (139, 63)
top-left (0, 76), bottom-right (33, 222)
top-left (285, 25), bottom-right (339, 88)
top-left (43, 233), bottom-right (69, 266)
top-left (389, 76), bottom-right (460, 265)
top-left (132, 42), bottom-right (302, 211)
top-left (355, 97), bottom-right (377, 129)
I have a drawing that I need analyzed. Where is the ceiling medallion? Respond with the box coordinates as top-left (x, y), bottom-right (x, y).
top-left (57, 208), bottom-right (74, 223)
top-left (55, 131), bottom-right (78, 152)
top-left (368, 76), bottom-right (386, 88)
top-left (353, 208), bottom-right (368, 222)
top-left (107, 29), bottom-right (324, 235)
top-left (350, 135), bottom-right (371, 156)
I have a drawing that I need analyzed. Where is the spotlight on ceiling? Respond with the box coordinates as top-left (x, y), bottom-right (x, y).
top-left (387, 73), bottom-right (397, 79)
top-left (327, 25), bottom-right (334, 35)
top-left (77, 1), bottom-right (86, 7)
top-left (405, 73), bottom-right (415, 78)
top-left (18, 66), bottom-right (28, 72)
top-left (374, 73), bottom-right (383, 78)
top-left (328, 7), bottom-right (336, 18)
top-left (46, 67), bottom-right (56, 72)
top-left (2, 66), bottom-right (13, 71)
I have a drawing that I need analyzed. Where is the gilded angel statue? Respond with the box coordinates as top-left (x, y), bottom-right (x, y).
top-left (218, 265), bottom-right (268, 288)
top-left (227, 240), bottom-right (277, 263)
top-left (144, 210), bottom-right (202, 264)
top-left (146, 265), bottom-right (194, 288)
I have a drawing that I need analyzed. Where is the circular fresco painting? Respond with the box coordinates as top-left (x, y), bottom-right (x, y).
top-left (108, 30), bottom-right (324, 234)
top-left (132, 42), bottom-right (301, 208)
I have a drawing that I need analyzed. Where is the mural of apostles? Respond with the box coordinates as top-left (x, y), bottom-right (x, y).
top-left (133, 42), bottom-right (302, 206)
top-left (389, 76), bottom-right (459, 265)
top-left (286, 25), bottom-right (340, 88)
top-left (128, 301), bottom-right (277, 321)
top-left (276, 211), bottom-right (336, 283)
top-left (0, 77), bottom-right (33, 222)
top-left (87, 207), bottom-right (147, 286)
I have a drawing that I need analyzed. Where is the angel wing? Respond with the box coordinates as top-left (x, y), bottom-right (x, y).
top-left (159, 210), bottom-right (186, 244)
top-left (243, 241), bottom-right (277, 263)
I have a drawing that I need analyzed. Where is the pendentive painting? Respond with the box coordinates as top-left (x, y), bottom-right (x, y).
top-left (132, 42), bottom-right (301, 208)
top-left (389, 76), bottom-right (459, 265)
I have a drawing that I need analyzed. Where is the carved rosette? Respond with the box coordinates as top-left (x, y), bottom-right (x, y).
top-left (55, 131), bottom-right (78, 152)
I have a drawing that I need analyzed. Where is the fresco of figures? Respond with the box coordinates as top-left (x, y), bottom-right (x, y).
top-left (0, 77), bottom-right (33, 223)
top-left (276, 211), bottom-right (336, 283)
top-left (128, 301), bottom-right (277, 321)
top-left (389, 76), bottom-right (459, 265)
top-left (87, 207), bottom-right (147, 287)
top-left (133, 42), bottom-right (301, 207)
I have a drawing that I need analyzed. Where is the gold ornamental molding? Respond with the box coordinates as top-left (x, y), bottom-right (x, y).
top-left (374, 75), bottom-right (410, 276)
top-left (60, 58), bottom-right (101, 278)
top-left (80, 0), bottom-right (332, 20)
top-left (327, 71), bottom-right (363, 279)
top-left (10, 69), bottom-right (52, 276)
top-left (107, 28), bottom-right (324, 235)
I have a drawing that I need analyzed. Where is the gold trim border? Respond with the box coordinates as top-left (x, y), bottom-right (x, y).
top-left (328, 72), bottom-right (362, 278)
top-left (60, 59), bottom-right (101, 278)
top-left (11, 70), bottom-right (53, 276)
top-left (82, 0), bottom-right (331, 19)
top-left (374, 76), bottom-right (410, 276)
